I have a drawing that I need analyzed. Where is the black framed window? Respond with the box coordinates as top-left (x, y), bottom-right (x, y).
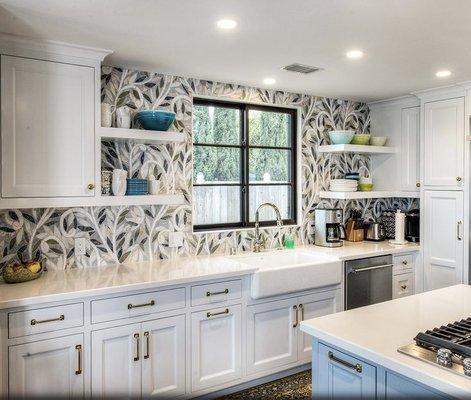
top-left (193, 98), bottom-right (297, 231)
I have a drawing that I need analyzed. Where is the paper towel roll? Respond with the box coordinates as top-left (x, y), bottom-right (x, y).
top-left (394, 210), bottom-right (405, 243)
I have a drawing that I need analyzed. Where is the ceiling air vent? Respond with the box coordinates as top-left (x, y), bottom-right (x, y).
top-left (281, 63), bottom-right (322, 74)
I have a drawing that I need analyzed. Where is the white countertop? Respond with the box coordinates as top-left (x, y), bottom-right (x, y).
top-left (300, 284), bottom-right (471, 398)
top-left (0, 241), bottom-right (418, 310)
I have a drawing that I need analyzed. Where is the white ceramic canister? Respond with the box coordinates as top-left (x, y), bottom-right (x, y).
top-left (112, 169), bottom-right (128, 196)
top-left (116, 106), bottom-right (131, 129)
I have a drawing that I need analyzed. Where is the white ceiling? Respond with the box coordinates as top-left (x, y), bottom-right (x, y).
top-left (0, 0), bottom-right (470, 102)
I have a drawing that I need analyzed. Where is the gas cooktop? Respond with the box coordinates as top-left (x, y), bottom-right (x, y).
top-left (398, 317), bottom-right (471, 378)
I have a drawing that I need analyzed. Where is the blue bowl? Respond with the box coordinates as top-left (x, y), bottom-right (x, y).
top-left (136, 110), bottom-right (176, 131)
top-left (329, 130), bottom-right (355, 145)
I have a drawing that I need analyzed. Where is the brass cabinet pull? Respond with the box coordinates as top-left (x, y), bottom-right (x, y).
top-left (293, 305), bottom-right (298, 328)
top-left (298, 304), bottom-right (304, 322)
top-left (75, 345), bottom-right (82, 375)
top-left (31, 314), bottom-right (64, 325)
top-left (128, 300), bottom-right (155, 310)
top-left (87, 183), bottom-right (95, 190)
top-left (206, 288), bottom-right (229, 297)
top-left (457, 221), bottom-right (463, 241)
top-left (402, 260), bottom-right (408, 265)
top-left (416, 182), bottom-right (420, 188)
top-left (134, 333), bottom-right (140, 361)
top-left (144, 331), bottom-right (150, 359)
top-left (328, 351), bottom-right (362, 373)
top-left (206, 308), bottom-right (229, 318)
top-left (457, 177), bottom-right (462, 182)
top-left (401, 285), bottom-right (408, 290)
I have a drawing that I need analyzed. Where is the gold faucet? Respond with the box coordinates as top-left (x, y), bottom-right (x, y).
top-left (253, 202), bottom-right (283, 252)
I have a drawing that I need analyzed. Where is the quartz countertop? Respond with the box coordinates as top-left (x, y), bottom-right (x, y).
top-left (300, 284), bottom-right (471, 398)
top-left (0, 241), bottom-right (419, 310)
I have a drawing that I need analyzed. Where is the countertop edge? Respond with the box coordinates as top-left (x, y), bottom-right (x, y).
top-left (300, 323), bottom-right (468, 398)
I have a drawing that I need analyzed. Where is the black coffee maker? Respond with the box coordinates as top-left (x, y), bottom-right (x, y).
top-left (405, 209), bottom-right (420, 242)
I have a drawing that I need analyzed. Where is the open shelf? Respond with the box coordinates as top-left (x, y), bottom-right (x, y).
top-left (319, 191), bottom-right (420, 200)
top-left (318, 144), bottom-right (395, 154)
top-left (99, 127), bottom-right (185, 144)
top-left (96, 194), bottom-right (186, 207)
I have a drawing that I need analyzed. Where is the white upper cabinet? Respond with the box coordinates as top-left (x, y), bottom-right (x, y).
top-left (1, 55), bottom-right (95, 198)
top-left (401, 106), bottom-right (420, 191)
top-left (423, 97), bottom-right (464, 188)
top-left (423, 190), bottom-right (464, 291)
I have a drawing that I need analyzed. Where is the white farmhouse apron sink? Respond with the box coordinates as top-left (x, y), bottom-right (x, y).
top-left (232, 250), bottom-right (342, 299)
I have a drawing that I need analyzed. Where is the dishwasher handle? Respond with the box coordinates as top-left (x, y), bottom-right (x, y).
top-left (348, 263), bottom-right (393, 274)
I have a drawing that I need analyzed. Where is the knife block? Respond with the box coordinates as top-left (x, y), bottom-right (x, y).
top-left (346, 220), bottom-right (364, 242)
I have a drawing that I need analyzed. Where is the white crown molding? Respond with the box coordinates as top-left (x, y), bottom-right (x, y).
top-left (0, 32), bottom-right (113, 64)
top-left (368, 94), bottom-right (419, 110)
top-left (411, 83), bottom-right (465, 101)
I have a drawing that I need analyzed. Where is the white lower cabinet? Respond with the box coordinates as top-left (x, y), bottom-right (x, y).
top-left (393, 272), bottom-right (415, 299)
top-left (423, 190), bottom-right (464, 291)
top-left (9, 334), bottom-right (84, 398)
top-left (91, 315), bottom-right (185, 398)
top-left (142, 315), bottom-right (186, 398)
top-left (246, 288), bottom-right (342, 375)
top-left (191, 304), bottom-right (242, 392)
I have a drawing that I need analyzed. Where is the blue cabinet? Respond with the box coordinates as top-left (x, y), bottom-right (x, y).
top-left (315, 343), bottom-right (377, 398)
top-left (313, 341), bottom-right (451, 399)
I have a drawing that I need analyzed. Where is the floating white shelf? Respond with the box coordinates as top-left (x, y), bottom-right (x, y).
top-left (318, 144), bottom-right (395, 154)
top-left (319, 191), bottom-right (420, 200)
top-left (97, 194), bottom-right (186, 207)
top-left (99, 127), bottom-right (185, 144)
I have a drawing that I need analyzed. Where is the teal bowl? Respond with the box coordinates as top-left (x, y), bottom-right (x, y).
top-left (329, 130), bottom-right (355, 145)
top-left (136, 110), bottom-right (176, 131)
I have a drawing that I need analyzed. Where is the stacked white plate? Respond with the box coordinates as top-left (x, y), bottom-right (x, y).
top-left (329, 179), bottom-right (358, 192)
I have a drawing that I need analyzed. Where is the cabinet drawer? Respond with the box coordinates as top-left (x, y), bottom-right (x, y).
top-left (91, 288), bottom-right (186, 324)
top-left (191, 279), bottom-right (242, 307)
top-left (8, 303), bottom-right (84, 338)
top-left (393, 253), bottom-right (414, 274)
top-left (393, 272), bottom-right (415, 299)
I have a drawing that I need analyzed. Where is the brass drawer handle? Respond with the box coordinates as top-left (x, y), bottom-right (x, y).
top-left (328, 351), bottom-right (362, 373)
top-left (206, 288), bottom-right (229, 297)
top-left (207, 308), bottom-right (229, 318)
top-left (87, 183), bottom-right (95, 190)
top-left (75, 344), bottom-right (82, 375)
top-left (293, 305), bottom-right (298, 328)
top-left (457, 176), bottom-right (462, 182)
top-left (402, 260), bottom-right (408, 265)
top-left (134, 333), bottom-right (140, 361)
top-left (144, 331), bottom-right (150, 359)
top-left (457, 221), bottom-right (463, 241)
top-left (299, 304), bottom-right (304, 322)
top-left (128, 300), bottom-right (155, 310)
top-left (401, 285), bottom-right (408, 290)
top-left (31, 314), bottom-right (64, 325)
top-left (416, 182), bottom-right (420, 188)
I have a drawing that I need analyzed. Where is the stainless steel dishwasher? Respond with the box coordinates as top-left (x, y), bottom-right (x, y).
top-left (345, 254), bottom-right (393, 310)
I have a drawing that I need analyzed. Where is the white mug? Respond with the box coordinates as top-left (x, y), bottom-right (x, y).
top-left (112, 169), bottom-right (127, 196)
top-left (116, 107), bottom-right (131, 129)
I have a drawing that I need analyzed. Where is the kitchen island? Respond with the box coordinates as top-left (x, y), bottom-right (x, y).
top-left (300, 284), bottom-right (471, 399)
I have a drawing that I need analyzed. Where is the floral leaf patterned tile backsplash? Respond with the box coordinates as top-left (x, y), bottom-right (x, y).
top-left (0, 67), bottom-right (418, 271)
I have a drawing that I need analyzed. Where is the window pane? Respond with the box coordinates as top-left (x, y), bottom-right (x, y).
top-left (193, 186), bottom-right (241, 225)
top-left (249, 148), bottom-right (291, 182)
top-left (249, 185), bottom-right (292, 222)
top-left (193, 146), bottom-right (241, 183)
top-left (193, 104), bottom-right (241, 145)
top-left (249, 109), bottom-right (292, 147)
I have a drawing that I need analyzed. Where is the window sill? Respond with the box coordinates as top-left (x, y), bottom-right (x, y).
top-left (192, 223), bottom-right (300, 235)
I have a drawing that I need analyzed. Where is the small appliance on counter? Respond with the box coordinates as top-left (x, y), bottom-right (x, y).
top-left (405, 209), bottom-right (420, 242)
top-left (363, 220), bottom-right (386, 241)
top-left (314, 208), bottom-right (345, 247)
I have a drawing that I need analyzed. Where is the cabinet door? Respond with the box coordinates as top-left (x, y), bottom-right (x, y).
top-left (401, 106), bottom-right (420, 191)
top-left (298, 289), bottom-right (342, 362)
top-left (316, 343), bottom-right (376, 399)
top-left (246, 298), bottom-right (298, 375)
top-left (191, 305), bottom-right (242, 391)
top-left (9, 334), bottom-right (84, 398)
top-left (1, 55), bottom-right (95, 198)
top-left (142, 315), bottom-right (186, 398)
top-left (423, 97), bottom-right (464, 188)
top-left (91, 324), bottom-right (141, 398)
top-left (423, 191), bottom-right (464, 291)
top-left (393, 272), bottom-right (415, 299)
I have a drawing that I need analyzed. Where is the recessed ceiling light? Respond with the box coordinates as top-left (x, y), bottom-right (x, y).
top-left (436, 70), bottom-right (452, 78)
top-left (263, 77), bottom-right (276, 85)
top-left (216, 19), bottom-right (237, 30)
top-left (346, 50), bottom-right (364, 59)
